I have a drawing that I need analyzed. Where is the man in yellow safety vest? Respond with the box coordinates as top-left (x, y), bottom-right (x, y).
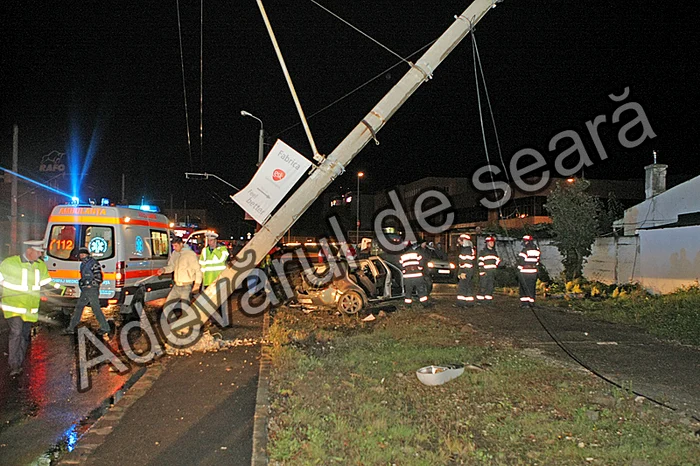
top-left (0, 240), bottom-right (69, 377)
top-left (199, 232), bottom-right (229, 287)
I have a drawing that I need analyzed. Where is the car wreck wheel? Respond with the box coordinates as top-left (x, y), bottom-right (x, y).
top-left (337, 291), bottom-right (363, 315)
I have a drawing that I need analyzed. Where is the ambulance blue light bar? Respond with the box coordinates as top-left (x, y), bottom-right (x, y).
top-left (125, 204), bottom-right (161, 213)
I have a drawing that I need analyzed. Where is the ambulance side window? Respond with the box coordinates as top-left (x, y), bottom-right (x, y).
top-left (151, 230), bottom-right (169, 259)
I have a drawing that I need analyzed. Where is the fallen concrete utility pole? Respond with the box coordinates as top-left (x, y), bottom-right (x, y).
top-left (188, 0), bottom-right (502, 327)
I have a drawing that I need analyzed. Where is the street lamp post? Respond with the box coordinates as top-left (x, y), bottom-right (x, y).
top-left (356, 172), bottom-right (364, 244)
top-left (240, 110), bottom-right (265, 166)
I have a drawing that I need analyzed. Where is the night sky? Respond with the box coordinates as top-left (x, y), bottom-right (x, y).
top-left (1, 1), bottom-right (698, 234)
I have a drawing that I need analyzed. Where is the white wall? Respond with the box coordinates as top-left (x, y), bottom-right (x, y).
top-left (638, 226), bottom-right (700, 294)
top-left (493, 238), bottom-right (564, 280)
top-left (489, 232), bottom-right (699, 294)
top-left (583, 236), bottom-right (639, 285)
top-left (582, 228), bottom-right (700, 294)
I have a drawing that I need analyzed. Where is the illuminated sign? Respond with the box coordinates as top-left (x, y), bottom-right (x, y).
top-left (135, 236), bottom-right (144, 255)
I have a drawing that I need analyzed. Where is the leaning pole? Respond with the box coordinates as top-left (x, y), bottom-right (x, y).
top-left (187, 0), bottom-right (502, 328)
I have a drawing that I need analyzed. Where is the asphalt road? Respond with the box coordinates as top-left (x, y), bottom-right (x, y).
top-left (0, 308), bottom-right (132, 465)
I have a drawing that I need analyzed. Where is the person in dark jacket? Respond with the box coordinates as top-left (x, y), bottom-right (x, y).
top-left (455, 234), bottom-right (476, 306)
top-left (63, 247), bottom-right (111, 338)
top-left (517, 235), bottom-right (541, 308)
top-left (400, 245), bottom-right (429, 306)
top-left (477, 236), bottom-right (501, 302)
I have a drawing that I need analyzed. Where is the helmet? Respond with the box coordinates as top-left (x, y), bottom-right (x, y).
top-left (523, 235), bottom-right (533, 242)
top-left (458, 234), bottom-right (471, 241)
top-left (485, 236), bottom-right (495, 243)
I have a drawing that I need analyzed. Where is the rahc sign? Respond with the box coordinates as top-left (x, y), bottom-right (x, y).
top-left (40, 150), bottom-right (66, 173)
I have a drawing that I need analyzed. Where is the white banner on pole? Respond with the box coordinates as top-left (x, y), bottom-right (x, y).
top-left (232, 139), bottom-right (313, 225)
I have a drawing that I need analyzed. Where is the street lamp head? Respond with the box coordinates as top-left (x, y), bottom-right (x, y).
top-left (241, 110), bottom-right (263, 129)
top-left (185, 172), bottom-right (209, 180)
top-left (358, 172), bottom-right (364, 178)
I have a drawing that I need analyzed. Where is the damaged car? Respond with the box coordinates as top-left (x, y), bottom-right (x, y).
top-left (292, 256), bottom-right (404, 314)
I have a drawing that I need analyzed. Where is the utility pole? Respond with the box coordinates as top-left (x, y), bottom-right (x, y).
top-left (10, 125), bottom-right (19, 255)
top-left (187, 0), bottom-right (501, 327)
top-left (121, 173), bottom-right (126, 204)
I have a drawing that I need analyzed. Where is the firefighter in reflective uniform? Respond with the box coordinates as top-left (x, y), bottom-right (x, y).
top-left (456, 234), bottom-right (476, 306)
top-left (399, 246), bottom-right (429, 306)
top-left (199, 232), bottom-right (229, 287)
top-left (517, 235), bottom-right (541, 308)
top-left (0, 240), bottom-right (68, 377)
top-left (477, 236), bottom-right (501, 302)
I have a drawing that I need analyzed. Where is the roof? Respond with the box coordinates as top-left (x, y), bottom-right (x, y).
top-left (638, 212), bottom-right (700, 230)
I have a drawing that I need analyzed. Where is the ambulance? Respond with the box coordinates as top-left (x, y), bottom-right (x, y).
top-left (42, 202), bottom-right (174, 314)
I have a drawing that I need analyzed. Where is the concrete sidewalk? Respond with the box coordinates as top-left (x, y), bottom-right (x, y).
top-left (58, 310), bottom-right (265, 466)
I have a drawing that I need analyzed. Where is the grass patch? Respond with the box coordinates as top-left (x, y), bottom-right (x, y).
top-left (559, 285), bottom-right (700, 346)
top-left (267, 307), bottom-right (700, 464)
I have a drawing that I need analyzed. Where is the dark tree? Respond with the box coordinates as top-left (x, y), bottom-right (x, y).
top-left (544, 180), bottom-right (598, 281)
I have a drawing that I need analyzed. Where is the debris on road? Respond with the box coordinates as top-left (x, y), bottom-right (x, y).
top-left (164, 331), bottom-right (262, 356)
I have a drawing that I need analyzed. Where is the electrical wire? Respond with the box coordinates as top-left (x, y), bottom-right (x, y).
top-left (470, 28), bottom-right (505, 225)
top-left (273, 39), bottom-right (436, 138)
top-left (471, 32), bottom-right (508, 183)
top-left (309, 0), bottom-right (411, 65)
top-left (625, 195), bottom-right (657, 282)
top-left (472, 30), bottom-right (534, 234)
top-left (199, 0), bottom-right (204, 166)
top-left (530, 306), bottom-right (700, 422)
top-left (176, 0), bottom-right (194, 169)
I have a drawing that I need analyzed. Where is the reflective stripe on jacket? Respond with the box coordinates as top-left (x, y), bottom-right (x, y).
top-left (0, 255), bottom-right (62, 322)
top-left (458, 245), bottom-right (476, 269)
top-left (400, 251), bottom-right (424, 278)
top-left (518, 246), bottom-right (541, 273)
top-left (199, 245), bottom-right (229, 286)
top-left (478, 248), bottom-right (501, 271)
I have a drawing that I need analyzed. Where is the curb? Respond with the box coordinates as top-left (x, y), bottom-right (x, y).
top-left (251, 311), bottom-right (272, 466)
top-left (52, 361), bottom-right (165, 465)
